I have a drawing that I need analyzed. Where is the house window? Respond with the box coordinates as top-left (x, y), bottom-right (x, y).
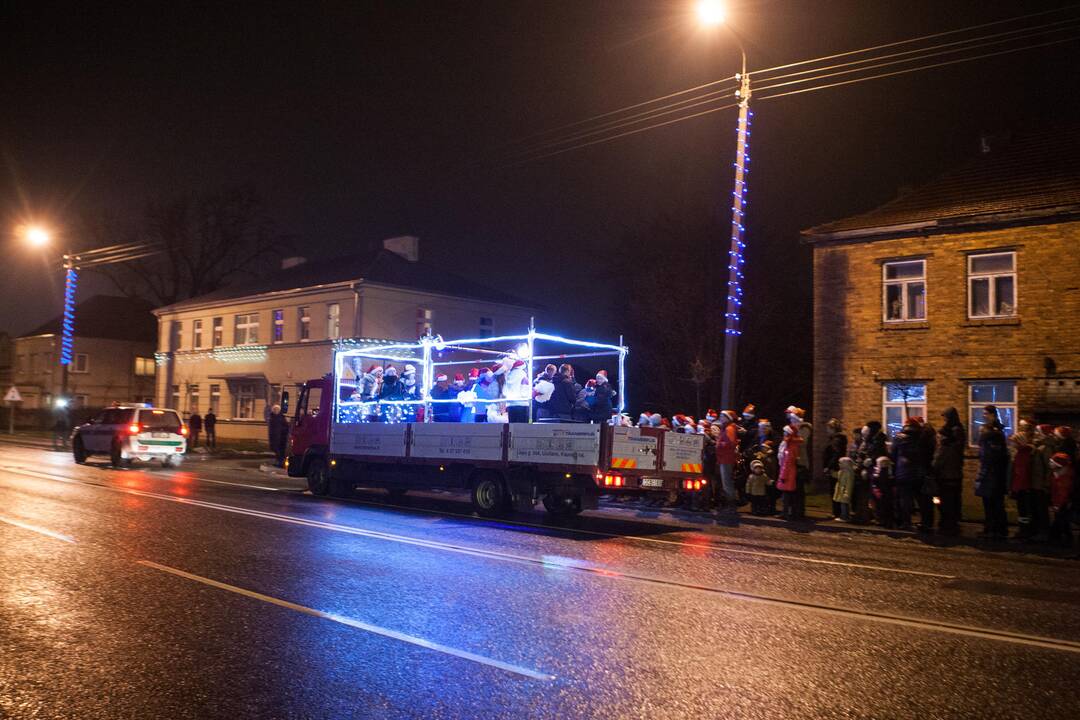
top-left (234, 313), bottom-right (260, 345)
top-left (882, 382), bottom-right (927, 438)
top-left (170, 384), bottom-right (181, 409)
top-left (72, 353), bottom-right (89, 374)
top-left (298, 307), bottom-right (310, 341)
top-left (212, 317), bottom-right (223, 347)
top-left (188, 384), bottom-right (200, 413)
top-left (969, 381), bottom-right (1017, 446)
top-left (327, 303), bottom-right (341, 340)
top-left (209, 384), bottom-right (221, 414)
top-left (272, 309), bottom-right (285, 343)
top-left (235, 383), bottom-right (256, 419)
top-left (134, 357), bottom-right (155, 376)
top-left (479, 316), bottom-right (493, 339)
top-left (193, 319), bottom-right (204, 349)
top-left (171, 321), bottom-right (183, 351)
top-left (882, 260), bottom-right (926, 322)
top-left (416, 308), bottom-right (433, 338)
top-left (968, 252), bottom-right (1016, 318)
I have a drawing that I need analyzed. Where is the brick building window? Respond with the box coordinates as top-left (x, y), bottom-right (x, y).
top-left (968, 381), bottom-right (1016, 446)
top-left (188, 384), bottom-right (200, 413)
top-left (968, 252), bottom-right (1016, 318)
top-left (272, 309), bottom-right (285, 343)
top-left (212, 317), bottom-right (224, 347)
top-left (193, 319), bottom-right (203, 349)
top-left (882, 260), bottom-right (926, 322)
top-left (882, 382), bottom-right (926, 438)
top-left (72, 353), bottom-right (89, 374)
top-left (134, 357), bottom-right (155, 376)
top-left (234, 313), bottom-right (260, 345)
top-left (298, 307), bottom-right (310, 341)
top-left (209, 384), bottom-right (221, 414)
top-left (235, 383), bottom-right (256, 419)
top-left (171, 384), bottom-right (181, 409)
top-left (327, 303), bottom-right (341, 340)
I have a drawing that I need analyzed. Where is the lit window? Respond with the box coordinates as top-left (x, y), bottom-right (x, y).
top-left (298, 307), bottom-right (310, 341)
top-left (234, 313), bottom-right (260, 345)
top-left (327, 303), bottom-right (341, 340)
top-left (968, 252), bottom-right (1016, 318)
top-left (416, 308), bottom-right (433, 338)
top-left (72, 353), bottom-right (89, 374)
top-left (235, 383), bottom-right (256, 419)
top-left (882, 382), bottom-right (926, 438)
top-left (170, 384), bottom-right (181, 409)
top-left (171, 321), bottom-right (183, 351)
top-left (968, 381), bottom-right (1016, 446)
top-left (134, 357), bottom-right (155, 376)
top-left (479, 316), bottom-right (493, 338)
top-left (193, 319), bottom-right (203, 349)
top-left (212, 317), bottom-right (223, 347)
top-left (188, 384), bottom-right (200, 413)
top-left (209, 384), bottom-right (221, 414)
top-left (882, 260), bottom-right (926, 322)
top-left (272, 309), bottom-right (285, 343)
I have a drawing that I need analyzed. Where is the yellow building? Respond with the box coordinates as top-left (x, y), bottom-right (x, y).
top-left (152, 237), bottom-right (536, 440)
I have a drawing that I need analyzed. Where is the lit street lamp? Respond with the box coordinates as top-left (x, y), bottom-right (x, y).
top-left (698, 1), bottom-right (751, 411)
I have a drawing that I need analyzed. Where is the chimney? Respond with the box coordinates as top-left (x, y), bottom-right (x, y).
top-left (383, 235), bottom-right (420, 263)
top-left (281, 256), bottom-right (307, 270)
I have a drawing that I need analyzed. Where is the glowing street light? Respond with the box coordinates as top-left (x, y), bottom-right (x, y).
top-left (696, 0), bottom-right (727, 27)
top-left (22, 224), bottom-right (52, 248)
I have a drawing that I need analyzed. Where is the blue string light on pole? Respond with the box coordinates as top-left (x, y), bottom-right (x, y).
top-left (60, 267), bottom-right (77, 366)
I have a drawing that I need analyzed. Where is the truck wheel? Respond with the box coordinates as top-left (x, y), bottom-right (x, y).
top-left (307, 457), bottom-right (330, 496)
top-left (72, 437), bottom-right (88, 464)
top-left (471, 473), bottom-right (509, 517)
top-left (542, 493), bottom-right (583, 518)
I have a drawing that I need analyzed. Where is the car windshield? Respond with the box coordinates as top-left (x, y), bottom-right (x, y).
top-left (138, 410), bottom-right (182, 433)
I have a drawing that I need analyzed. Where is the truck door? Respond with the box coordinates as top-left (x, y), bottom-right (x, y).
top-left (290, 381), bottom-right (326, 459)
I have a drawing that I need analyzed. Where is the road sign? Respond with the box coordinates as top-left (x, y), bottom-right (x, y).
top-left (4, 386), bottom-right (21, 403)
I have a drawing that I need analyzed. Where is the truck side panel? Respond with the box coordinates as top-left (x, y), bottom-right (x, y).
top-left (330, 422), bottom-right (408, 457)
top-left (660, 432), bottom-right (705, 473)
top-left (507, 423), bottom-right (600, 468)
top-left (608, 426), bottom-right (658, 471)
top-left (410, 422), bottom-right (505, 462)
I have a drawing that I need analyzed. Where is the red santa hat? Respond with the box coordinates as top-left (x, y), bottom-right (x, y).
top-left (512, 358), bottom-right (526, 370)
top-left (435, 374), bottom-right (448, 383)
top-left (1055, 426), bottom-right (1074, 440)
top-left (720, 410), bottom-right (737, 423)
top-left (1037, 423), bottom-right (1055, 436)
top-left (585, 379), bottom-right (597, 388)
top-left (454, 373), bottom-right (465, 382)
top-left (468, 368), bottom-right (480, 379)
top-left (1050, 452), bottom-right (1072, 469)
top-left (367, 364), bottom-right (381, 374)
top-left (596, 370), bottom-right (609, 384)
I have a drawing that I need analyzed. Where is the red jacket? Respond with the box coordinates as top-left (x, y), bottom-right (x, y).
top-left (1051, 463), bottom-right (1074, 509)
top-left (1010, 441), bottom-right (1033, 493)
top-left (715, 423), bottom-right (739, 465)
top-left (777, 432), bottom-right (803, 492)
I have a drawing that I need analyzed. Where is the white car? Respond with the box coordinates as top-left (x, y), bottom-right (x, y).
top-left (72, 405), bottom-right (188, 467)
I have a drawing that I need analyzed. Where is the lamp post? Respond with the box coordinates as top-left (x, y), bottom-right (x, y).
top-left (697, 0), bottom-right (751, 411)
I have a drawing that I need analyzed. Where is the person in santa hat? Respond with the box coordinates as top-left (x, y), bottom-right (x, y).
top-left (472, 367), bottom-right (500, 422)
top-left (354, 364), bottom-right (383, 402)
top-left (534, 364), bottom-right (558, 420)
top-left (589, 370), bottom-right (616, 423)
top-left (784, 405), bottom-right (812, 520)
top-left (429, 373), bottom-right (458, 422)
top-left (715, 410), bottom-right (740, 510)
top-left (499, 354), bottom-right (531, 423)
top-left (1048, 452), bottom-right (1074, 547)
top-left (547, 363), bottom-right (579, 421)
top-left (777, 424), bottom-right (803, 520)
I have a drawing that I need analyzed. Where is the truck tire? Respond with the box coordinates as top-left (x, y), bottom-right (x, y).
top-left (307, 457), bottom-right (330, 496)
top-left (542, 493), bottom-right (583, 518)
top-left (72, 437), bottom-right (88, 464)
top-left (471, 473), bottom-right (509, 517)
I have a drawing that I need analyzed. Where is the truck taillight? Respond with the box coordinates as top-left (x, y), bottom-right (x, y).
top-left (128, 423), bottom-right (141, 435)
top-left (180, 425), bottom-right (189, 436)
top-left (603, 475), bottom-right (624, 487)
top-left (684, 479), bottom-right (704, 491)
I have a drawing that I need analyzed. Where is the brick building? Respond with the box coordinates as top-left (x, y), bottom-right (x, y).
top-left (804, 127), bottom-right (1080, 492)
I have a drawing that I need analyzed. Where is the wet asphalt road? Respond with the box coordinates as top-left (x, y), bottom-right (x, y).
top-left (1, 444), bottom-right (1079, 719)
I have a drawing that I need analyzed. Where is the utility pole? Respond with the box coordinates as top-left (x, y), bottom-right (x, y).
top-left (719, 69), bottom-right (751, 411)
top-left (59, 251), bottom-right (77, 404)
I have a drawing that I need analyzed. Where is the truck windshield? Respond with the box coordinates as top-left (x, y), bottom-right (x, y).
top-left (139, 410), bottom-right (182, 433)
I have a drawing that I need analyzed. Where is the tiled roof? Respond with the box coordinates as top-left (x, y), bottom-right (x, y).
top-left (19, 295), bottom-right (157, 342)
top-left (157, 249), bottom-right (534, 312)
top-left (804, 126), bottom-right (1080, 240)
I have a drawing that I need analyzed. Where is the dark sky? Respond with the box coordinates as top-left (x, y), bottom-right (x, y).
top-left (2, 0), bottom-right (1078, 345)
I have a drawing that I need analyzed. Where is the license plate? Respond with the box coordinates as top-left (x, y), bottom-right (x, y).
top-left (641, 477), bottom-right (664, 488)
top-left (153, 432), bottom-right (169, 438)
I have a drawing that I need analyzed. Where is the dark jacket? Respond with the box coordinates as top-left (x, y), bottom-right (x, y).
top-left (430, 384), bottom-right (459, 422)
top-left (547, 374), bottom-right (578, 418)
top-left (189, 414), bottom-right (203, 432)
top-left (379, 376), bottom-right (405, 402)
top-left (590, 382), bottom-right (615, 422)
top-left (975, 422), bottom-right (1009, 498)
top-left (932, 423), bottom-right (967, 480)
top-left (890, 429), bottom-right (924, 487)
top-left (823, 432), bottom-right (848, 473)
top-left (204, 412), bottom-right (217, 429)
top-left (268, 412), bottom-right (289, 447)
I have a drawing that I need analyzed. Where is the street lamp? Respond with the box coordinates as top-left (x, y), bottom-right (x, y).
top-left (698, 1), bottom-right (751, 411)
top-left (24, 225), bottom-right (52, 248)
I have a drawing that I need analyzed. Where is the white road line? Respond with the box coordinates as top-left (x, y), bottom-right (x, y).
top-left (136, 560), bottom-right (554, 681)
top-left (149, 472), bottom-right (282, 492)
top-left (0, 514), bottom-right (76, 544)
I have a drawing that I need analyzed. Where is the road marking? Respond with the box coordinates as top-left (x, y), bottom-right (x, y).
top-left (0, 514), bottom-right (76, 544)
top-left (148, 472), bottom-right (283, 492)
top-left (137, 560), bottom-right (554, 681)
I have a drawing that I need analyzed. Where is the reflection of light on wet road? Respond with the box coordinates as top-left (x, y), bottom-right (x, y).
top-left (0, 515), bottom-right (76, 544)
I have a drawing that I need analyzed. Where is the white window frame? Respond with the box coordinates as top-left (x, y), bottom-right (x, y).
top-left (170, 384), bottom-right (181, 409)
top-left (209, 384), bottom-right (221, 414)
top-left (968, 251), bottom-right (1017, 319)
top-left (171, 321), bottom-right (183, 351)
top-left (235, 383), bottom-right (256, 419)
top-left (193, 319), bottom-right (203, 349)
top-left (234, 313), bottom-right (260, 345)
top-left (272, 309), bottom-right (285, 343)
top-left (212, 317), bottom-right (223, 347)
top-left (134, 357), bottom-right (155, 376)
top-left (188, 384), bottom-right (200, 413)
top-left (72, 353), bottom-right (90, 374)
top-left (327, 303), bottom-right (341, 340)
top-left (298, 307), bottom-right (311, 341)
top-left (968, 381), bottom-right (1017, 447)
top-left (882, 382), bottom-right (927, 438)
top-left (882, 259), bottom-right (926, 323)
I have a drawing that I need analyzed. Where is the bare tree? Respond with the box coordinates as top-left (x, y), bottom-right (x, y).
top-left (83, 186), bottom-right (290, 306)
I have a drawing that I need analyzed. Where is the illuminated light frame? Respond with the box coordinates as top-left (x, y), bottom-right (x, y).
top-left (60, 268), bottom-right (77, 365)
top-left (724, 107), bottom-right (753, 337)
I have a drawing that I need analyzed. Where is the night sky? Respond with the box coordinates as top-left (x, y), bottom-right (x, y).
top-left (3, 1), bottom-right (1077, 368)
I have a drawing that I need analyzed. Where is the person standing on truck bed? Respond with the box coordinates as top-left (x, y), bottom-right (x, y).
top-left (545, 364), bottom-right (578, 421)
top-left (430, 374), bottom-right (458, 422)
top-left (589, 370), bottom-right (615, 423)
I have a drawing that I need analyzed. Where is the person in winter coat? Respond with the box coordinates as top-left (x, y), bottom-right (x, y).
top-left (915, 417), bottom-right (939, 531)
top-left (1027, 424), bottom-right (1058, 540)
top-left (204, 410), bottom-right (217, 449)
top-left (975, 405), bottom-right (1010, 538)
top-left (746, 459), bottom-right (772, 515)
top-left (777, 424), bottom-right (803, 520)
top-left (590, 371), bottom-right (615, 423)
top-left (932, 408), bottom-right (967, 535)
top-left (822, 418), bottom-right (848, 519)
top-left (784, 406), bottom-right (812, 519)
top-left (1055, 426), bottom-right (1078, 466)
top-left (1009, 420), bottom-right (1037, 538)
top-left (472, 367), bottom-right (501, 422)
top-left (379, 366), bottom-right (404, 401)
top-left (267, 404), bottom-right (289, 467)
top-left (533, 364), bottom-right (557, 420)
top-left (547, 364), bottom-right (578, 421)
top-left (430, 374), bottom-right (457, 422)
top-left (871, 456), bottom-right (895, 528)
top-left (715, 410), bottom-right (740, 510)
top-left (188, 412), bottom-right (203, 449)
top-left (1048, 453), bottom-right (1074, 546)
top-left (832, 456), bottom-right (856, 521)
top-left (891, 421), bottom-right (923, 531)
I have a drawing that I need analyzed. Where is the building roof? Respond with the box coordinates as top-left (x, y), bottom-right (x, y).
top-left (19, 295), bottom-right (157, 342)
top-left (804, 126), bottom-right (1080, 241)
top-left (156, 248), bottom-right (534, 313)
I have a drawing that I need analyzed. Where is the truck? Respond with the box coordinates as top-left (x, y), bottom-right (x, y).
top-left (286, 328), bottom-right (705, 517)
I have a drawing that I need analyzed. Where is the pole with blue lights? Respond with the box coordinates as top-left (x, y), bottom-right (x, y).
top-left (59, 251), bottom-right (78, 403)
top-left (719, 66), bottom-right (750, 411)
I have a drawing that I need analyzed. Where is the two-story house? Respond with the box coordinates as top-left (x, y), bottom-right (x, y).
top-left (13, 295), bottom-right (158, 411)
top-left (152, 236), bottom-right (536, 440)
top-left (804, 126), bottom-right (1080, 487)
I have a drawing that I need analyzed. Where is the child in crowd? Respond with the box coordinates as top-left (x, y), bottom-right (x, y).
top-left (746, 459), bottom-right (772, 515)
top-left (1049, 453), bottom-right (1074, 547)
top-left (871, 456), bottom-right (895, 528)
top-left (832, 456), bottom-right (856, 521)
